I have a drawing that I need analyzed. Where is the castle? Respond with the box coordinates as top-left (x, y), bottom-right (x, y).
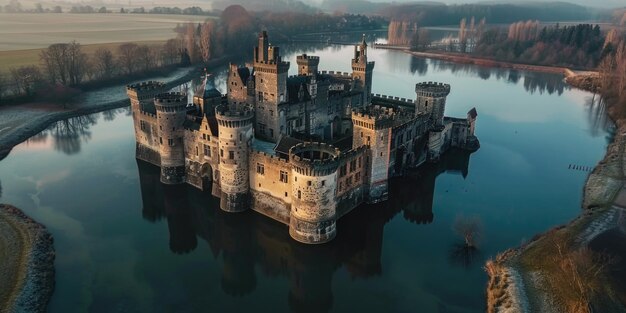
top-left (126, 31), bottom-right (479, 244)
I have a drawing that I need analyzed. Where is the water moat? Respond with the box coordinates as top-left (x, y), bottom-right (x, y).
top-left (0, 35), bottom-right (611, 312)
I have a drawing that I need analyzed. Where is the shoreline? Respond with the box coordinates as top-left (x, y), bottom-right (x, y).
top-left (379, 47), bottom-right (600, 86)
top-left (485, 91), bottom-right (625, 311)
top-left (0, 63), bottom-right (211, 161)
top-left (0, 204), bottom-right (55, 313)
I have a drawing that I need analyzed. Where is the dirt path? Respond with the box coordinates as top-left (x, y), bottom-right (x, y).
top-left (0, 204), bottom-right (54, 313)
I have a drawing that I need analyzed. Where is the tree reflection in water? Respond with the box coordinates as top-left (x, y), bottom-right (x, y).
top-left (585, 94), bottom-right (611, 138)
top-left (48, 114), bottom-right (97, 155)
top-left (135, 148), bottom-right (475, 313)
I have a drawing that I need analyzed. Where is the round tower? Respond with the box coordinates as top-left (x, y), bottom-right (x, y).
top-left (155, 92), bottom-right (188, 184)
top-left (216, 104), bottom-right (254, 213)
top-left (415, 82), bottom-right (451, 126)
top-left (126, 81), bottom-right (166, 113)
top-left (289, 143), bottom-right (341, 244)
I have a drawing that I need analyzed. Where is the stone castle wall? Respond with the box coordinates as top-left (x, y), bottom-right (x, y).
top-left (249, 151), bottom-right (293, 224)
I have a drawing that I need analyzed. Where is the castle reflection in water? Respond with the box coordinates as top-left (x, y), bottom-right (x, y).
top-left (136, 149), bottom-right (472, 313)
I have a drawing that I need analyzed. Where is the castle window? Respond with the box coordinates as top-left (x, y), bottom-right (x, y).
top-left (257, 163), bottom-right (265, 175)
top-left (307, 180), bottom-right (312, 186)
top-left (204, 144), bottom-right (210, 157)
top-left (196, 147), bottom-right (199, 156)
top-left (340, 164), bottom-right (347, 177)
top-left (140, 120), bottom-right (146, 131)
top-left (280, 171), bottom-right (288, 183)
top-left (168, 138), bottom-right (174, 146)
top-left (321, 180), bottom-right (325, 187)
top-left (298, 190), bottom-right (301, 199)
top-left (159, 137), bottom-right (163, 144)
top-left (360, 131), bottom-right (363, 138)
top-left (220, 149), bottom-right (224, 157)
top-left (269, 129), bottom-right (274, 138)
top-left (358, 156), bottom-right (362, 168)
top-left (258, 92), bottom-right (263, 102)
top-left (259, 123), bottom-right (266, 135)
top-left (285, 192), bottom-right (288, 197)
top-left (356, 172), bottom-right (361, 181)
top-left (229, 151), bottom-right (235, 159)
top-left (347, 176), bottom-right (353, 186)
top-left (349, 160), bottom-right (356, 172)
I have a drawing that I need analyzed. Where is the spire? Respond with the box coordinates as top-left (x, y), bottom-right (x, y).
top-left (361, 33), bottom-right (367, 47)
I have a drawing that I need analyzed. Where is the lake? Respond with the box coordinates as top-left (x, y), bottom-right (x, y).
top-left (0, 41), bottom-right (611, 312)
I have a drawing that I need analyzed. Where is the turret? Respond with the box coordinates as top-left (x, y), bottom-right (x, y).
top-left (155, 92), bottom-right (188, 184)
top-left (415, 82), bottom-right (450, 127)
top-left (289, 142), bottom-right (341, 244)
top-left (126, 81), bottom-right (167, 113)
top-left (193, 72), bottom-right (222, 117)
top-left (253, 31), bottom-right (290, 143)
top-left (351, 34), bottom-right (375, 106)
top-left (296, 54), bottom-right (320, 76)
top-left (351, 107), bottom-right (398, 203)
top-left (216, 104), bottom-right (254, 212)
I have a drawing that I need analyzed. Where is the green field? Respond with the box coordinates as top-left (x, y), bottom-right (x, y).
top-left (0, 13), bottom-right (210, 51)
top-left (0, 41), bottom-right (168, 74)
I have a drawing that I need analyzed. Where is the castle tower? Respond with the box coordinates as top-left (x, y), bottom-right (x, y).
top-left (216, 104), bottom-right (254, 212)
top-left (415, 82), bottom-right (451, 127)
top-left (126, 81), bottom-right (167, 114)
top-left (351, 34), bottom-right (375, 106)
top-left (155, 92), bottom-right (188, 184)
top-left (296, 54), bottom-right (320, 76)
top-left (289, 143), bottom-right (341, 244)
top-left (193, 72), bottom-right (222, 117)
top-left (227, 64), bottom-right (251, 110)
top-left (351, 107), bottom-right (395, 203)
top-left (253, 31), bottom-right (290, 143)
top-left (126, 82), bottom-right (167, 163)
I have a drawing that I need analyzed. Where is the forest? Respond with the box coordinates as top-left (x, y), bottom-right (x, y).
top-left (474, 23), bottom-right (607, 68)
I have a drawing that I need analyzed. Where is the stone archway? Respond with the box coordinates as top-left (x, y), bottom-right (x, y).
top-left (201, 163), bottom-right (212, 181)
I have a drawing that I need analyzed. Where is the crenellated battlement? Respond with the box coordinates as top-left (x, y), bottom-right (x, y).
top-left (139, 110), bottom-right (156, 118)
top-left (415, 82), bottom-right (451, 97)
top-left (215, 104), bottom-right (254, 127)
top-left (155, 92), bottom-right (186, 104)
top-left (126, 81), bottom-right (165, 92)
top-left (338, 145), bottom-right (368, 162)
top-left (251, 149), bottom-right (291, 167)
top-left (352, 105), bottom-right (412, 130)
top-left (320, 70), bottom-right (353, 79)
top-left (289, 142), bottom-right (341, 176)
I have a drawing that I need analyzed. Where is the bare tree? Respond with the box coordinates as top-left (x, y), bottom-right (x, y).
top-left (9, 66), bottom-right (42, 96)
top-left (162, 38), bottom-right (182, 65)
top-left (453, 214), bottom-right (483, 248)
top-left (118, 43), bottom-right (139, 74)
top-left (66, 41), bottom-right (88, 85)
top-left (40, 43), bottom-right (68, 84)
top-left (459, 18), bottom-right (467, 52)
top-left (199, 21), bottom-right (214, 63)
top-left (94, 47), bottom-right (115, 79)
top-left (185, 23), bottom-right (199, 64)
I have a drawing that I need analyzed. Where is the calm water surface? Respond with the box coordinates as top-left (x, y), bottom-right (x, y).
top-left (0, 43), bottom-right (611, 312)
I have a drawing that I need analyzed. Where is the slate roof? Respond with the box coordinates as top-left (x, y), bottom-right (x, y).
top-left (286, 76), bottom-right (311, 103)
top-left (274, 135), bottom-right (304, 156)
top-left (468, 107), bottom-right (478, 119)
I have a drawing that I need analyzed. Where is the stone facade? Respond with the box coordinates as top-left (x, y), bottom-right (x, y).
top-left (126, 31), bottom-right (480, 244)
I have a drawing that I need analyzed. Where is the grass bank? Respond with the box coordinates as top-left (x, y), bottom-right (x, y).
top-left (0, 204), bottom-right (55, 313)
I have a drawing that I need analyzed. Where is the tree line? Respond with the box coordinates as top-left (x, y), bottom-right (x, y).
top-left (599, 31), bottom-right (626, 117)
top-left (0, 5), bottom-right (382, 103)
top-left (473, 23), bottom-right (606, 68)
